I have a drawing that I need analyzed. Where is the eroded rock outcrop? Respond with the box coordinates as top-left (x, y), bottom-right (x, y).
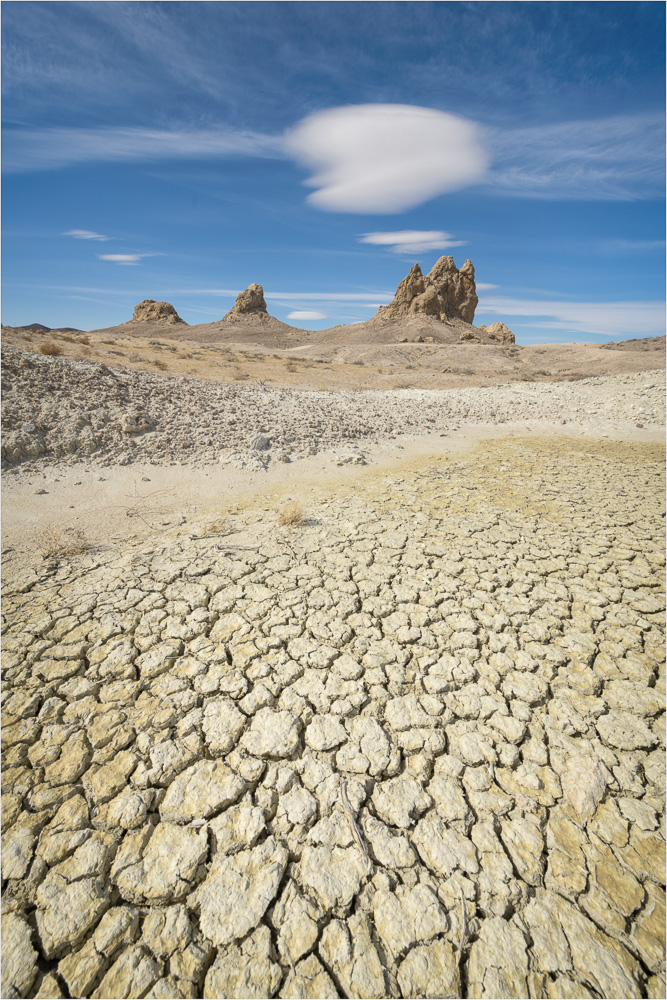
top-left (223, 284), bottom-right (268, 320)
top-left (376, 256), bottom-right (478, 324)
top-left (127, 300), bottom-right (185, 325)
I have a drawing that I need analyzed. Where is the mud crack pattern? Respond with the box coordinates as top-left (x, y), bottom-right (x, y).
top-left (2, 438), bottom-right (665, 999)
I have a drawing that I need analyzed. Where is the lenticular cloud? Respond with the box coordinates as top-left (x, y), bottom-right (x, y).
top-left (284, 104), bottom-right (488, 213)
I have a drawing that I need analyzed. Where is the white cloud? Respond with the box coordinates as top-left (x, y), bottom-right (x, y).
top-left (284, 104), bottom-right (488, 213)
top-left (287, 310), bottom-right (326, 321)
top-left (65, 229), bottom-right (109, 241)
top-left (597, 238), bottom-right (666, 253)
top-left (3, 126), bottom-right (281, 173)
top-left (485, 113), bottom-right (664, 201)
top-left (6, 110), bottom-right (662, 211)
top-left (97, 253), bottom-right (159, 266)
top-left (476, 282), bottom-right (499, 291)
top-left (359, 230), bottom-right (466, 254)
top-left (477, 295), bottom-right (665, 338)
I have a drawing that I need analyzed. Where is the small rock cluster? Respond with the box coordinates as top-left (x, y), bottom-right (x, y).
top-left (1, 439), bottom-right (664, 998)
top-left (1, 347), bottom-right (664, 470)
top-left (475, 322), bottom-right (515, 345)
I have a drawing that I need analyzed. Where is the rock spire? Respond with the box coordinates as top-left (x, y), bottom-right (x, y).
top-left (223, 284), bottom-right (268, 320)
top-left (376, 257), bottom-right (478, 325)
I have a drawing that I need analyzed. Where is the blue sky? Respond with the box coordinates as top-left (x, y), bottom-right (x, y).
top-left (2, 1), bottom-right (665, 342)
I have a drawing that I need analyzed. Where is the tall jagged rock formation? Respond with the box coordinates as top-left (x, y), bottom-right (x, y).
top-left (375, 257), bottom-right (478, 325)
top-left (223, 283), bottom-right (268, 320)
top-left (127, 300), bottom-right (186, 324)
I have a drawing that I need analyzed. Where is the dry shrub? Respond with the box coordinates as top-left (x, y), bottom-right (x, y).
top-left (203, 518), bottom-right (232, 536)
top-left (278, 501), bottom-right (305, 527)
top-left (154, 359), bottom-right (168, 370)
top-left (36, 526), bottom-right (89, 559)
top-left (79, 335), bottom-right (90, 345)
top-left (39, 342), bottom-right (62, 356)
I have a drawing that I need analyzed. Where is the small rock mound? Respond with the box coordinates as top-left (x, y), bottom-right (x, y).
top-left (223, 284), bottom-right (268, 321)
top-left (127, 300), bottom-right (185, 325)
top-left (477, 322), bottom-right (515, 345)
top-left (375, 257), bottom-right (478, 325)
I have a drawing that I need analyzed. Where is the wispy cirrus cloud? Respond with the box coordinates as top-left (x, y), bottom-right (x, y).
top-left (2, 126), bottom-right (281, 173)
top-left (284, 105), bottom-right (488, 213)
top-left (596, 238), bottom-right (666, 254)
top-left (359, 231), bottom-right (466, 254)
top-left (485, 113), bottom-right (665, 201)
top-left (477, 295), bottom-right (665, 338)
top-left (65, 229), bottom-right (110, 241)
top-left (4, 105), bottom-right (663, 209)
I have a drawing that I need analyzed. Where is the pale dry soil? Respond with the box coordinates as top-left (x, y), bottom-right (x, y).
top-left (2, 326), bottom-right (665, 393)
top-left (1, 436), bottom-right (665, 1000)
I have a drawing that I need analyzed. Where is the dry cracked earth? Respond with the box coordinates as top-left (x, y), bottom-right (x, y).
top-left (2, 437), bottom-right (665, 1000)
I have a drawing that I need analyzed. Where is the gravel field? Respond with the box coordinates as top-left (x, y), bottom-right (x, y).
top-left (1, 435), bottom-right (665, 999)
top-left (1, 347), bottom-right (664, 470)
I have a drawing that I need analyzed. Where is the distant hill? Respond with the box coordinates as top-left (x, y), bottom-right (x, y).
top-left (602, 335), bottom-right (666, 352)
top-left (12, 324), bottom-right (83, 333)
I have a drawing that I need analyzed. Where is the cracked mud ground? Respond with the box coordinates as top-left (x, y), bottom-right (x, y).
top-left (2, 437), bottom-right (665, 1000)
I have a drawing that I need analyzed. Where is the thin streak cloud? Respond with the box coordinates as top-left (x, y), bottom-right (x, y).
top-left (65, 229), bottom-right (110, 241)
top-left (287, 310), bottom-right (326, 321)
top-left (98, 252), bottom-right (163, 266)
top-left (478, 295), bottom-right (665, 338)
top-left (359, 231), bottom-right (466, 254)
top-left (2, 126), bottom-right (282, 173)
top-left (485, 113), bottom-right (665, 200)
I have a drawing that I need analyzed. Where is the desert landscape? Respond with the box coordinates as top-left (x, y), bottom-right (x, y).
top-left (1, 251), bottom-right (665, 999)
